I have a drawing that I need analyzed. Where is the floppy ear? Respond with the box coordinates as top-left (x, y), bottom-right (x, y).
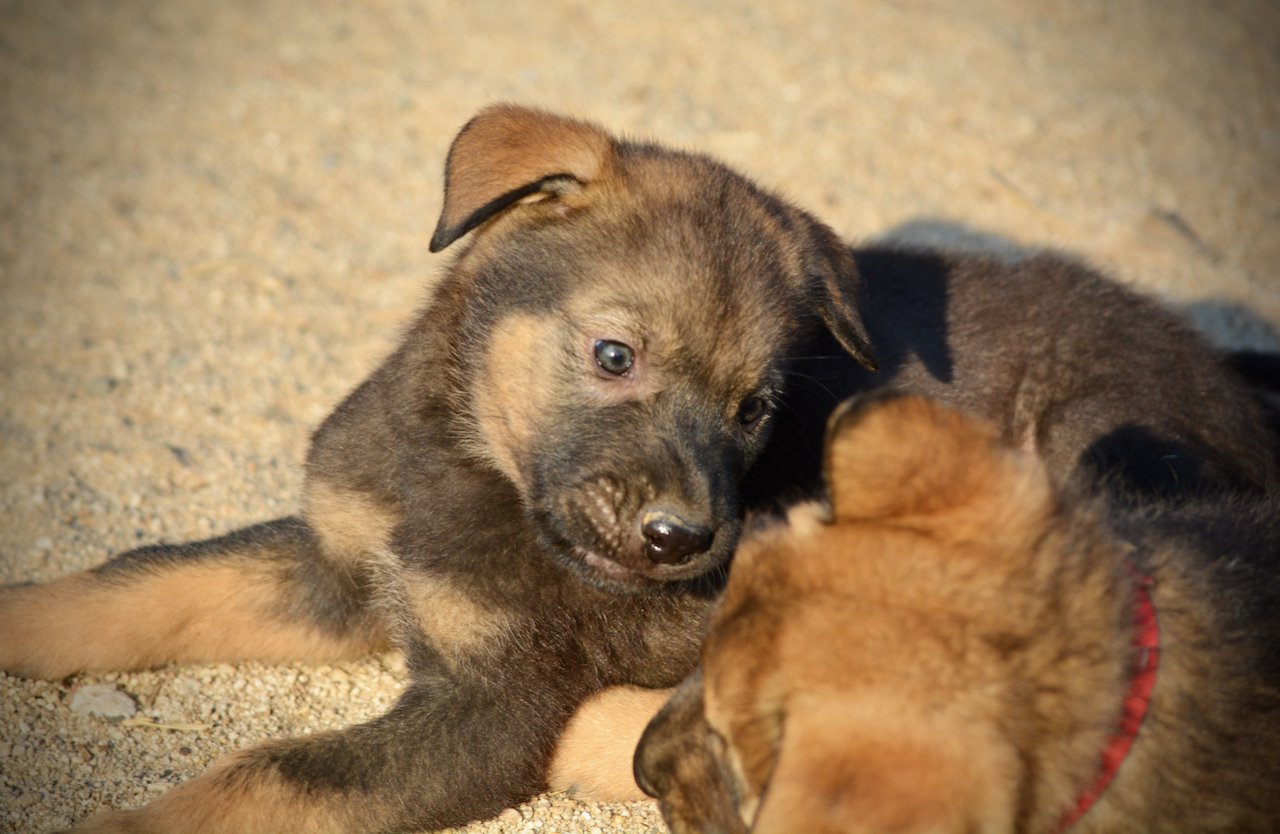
top-left (634, 670), bottom-right (749, 833)
top-left (822, 392), bottom-right (1019, 522)
top-left (803, 221), bottom-right (877, 370)
top-left (428, 104), bottom-right (615, 252)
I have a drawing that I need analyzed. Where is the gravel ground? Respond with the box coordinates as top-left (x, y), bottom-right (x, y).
top-left (2, 2), bottom-right (1278, 832)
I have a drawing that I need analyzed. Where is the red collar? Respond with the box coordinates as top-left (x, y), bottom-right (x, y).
top-left (1055, 563), bottom-right (1160, 832)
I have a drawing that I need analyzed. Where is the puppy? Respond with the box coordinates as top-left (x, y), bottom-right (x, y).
top-left (0, 104), bottom-right (877, 834)
top-left (635, 393), bottom-right (1280, 833)
top-left (0, 104), bottom-right (1273, 832)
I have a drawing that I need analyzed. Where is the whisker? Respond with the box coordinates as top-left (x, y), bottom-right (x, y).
top-left (781, 373), bottom-right (843, 403)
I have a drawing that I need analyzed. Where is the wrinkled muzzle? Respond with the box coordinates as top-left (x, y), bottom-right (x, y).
top-left (529, 416), bottom-right (745, 591)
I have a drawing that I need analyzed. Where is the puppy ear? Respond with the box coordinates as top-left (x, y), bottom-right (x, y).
top-left (634, 670), bottom-right (749, 833)
top-left (822, 393), bottom-right (1032, 522)
top-left (429, 104), bottom-right (615, 252)
top-left (804, 221), bottom-right (877, 370)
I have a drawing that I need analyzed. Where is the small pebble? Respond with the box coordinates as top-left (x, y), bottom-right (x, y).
top-left (69, 684), bottom-right (138, 719)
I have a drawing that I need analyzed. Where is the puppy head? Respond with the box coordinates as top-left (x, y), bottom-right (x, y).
top-left (820, 390), bottom-right (1053, 534)
top-left (427, 105), bottom-right (876, 591)
top-left (641, 394), bottom-right (1053, 831)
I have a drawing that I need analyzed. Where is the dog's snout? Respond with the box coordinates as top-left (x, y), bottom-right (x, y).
top-left (642, 511), bottom-right (714, 565)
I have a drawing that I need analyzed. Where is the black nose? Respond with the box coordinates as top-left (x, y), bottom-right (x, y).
top-left (642, 512), bottom-right (714, 565)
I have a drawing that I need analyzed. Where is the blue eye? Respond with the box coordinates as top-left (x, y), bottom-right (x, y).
top-left (594, 340), bottom-right (635, 376)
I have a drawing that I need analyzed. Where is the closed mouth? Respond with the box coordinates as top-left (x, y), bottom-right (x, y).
top-left (565, 545), bottom-right (663, 593)
top-left (575, 544), bottom-right (722, 585)
top-left (578, 547), bottom-right (638, 580)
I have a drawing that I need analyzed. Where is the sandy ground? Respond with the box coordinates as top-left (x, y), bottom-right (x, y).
top-left (1, 1), bottom-right (1277, 832)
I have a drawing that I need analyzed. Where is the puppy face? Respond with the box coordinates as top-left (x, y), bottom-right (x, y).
top-left (431, 106), bottom-right (876, 591)
top-left (637, 394), bottom-right (1061, 832)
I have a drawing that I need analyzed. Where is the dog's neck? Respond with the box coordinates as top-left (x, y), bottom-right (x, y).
top-left (1055, 560), bottom-right (1160, 833)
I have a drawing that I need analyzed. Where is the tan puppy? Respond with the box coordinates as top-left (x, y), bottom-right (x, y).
top-left (635, 393), bottom-right (1280, 833)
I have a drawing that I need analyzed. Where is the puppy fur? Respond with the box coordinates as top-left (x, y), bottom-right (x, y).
top-left (635, 394), bottom-right (1280, 833)
top-left (783, 247), bottom-right (1278, 501)
top-left (0, 105), bottom-right (1274, 832)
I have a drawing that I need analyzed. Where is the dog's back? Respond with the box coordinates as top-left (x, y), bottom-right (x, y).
top-left (843, 248), bottom-right (1277, 497)
top-left (1098, 491), bottom-right (1280, 831)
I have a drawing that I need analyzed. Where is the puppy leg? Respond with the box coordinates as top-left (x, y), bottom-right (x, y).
top-left (67, 746), bottom-right (353, 834)
top-left (548, 684), bottom-right (673, 802)
top-left (68, 681), bottom-right (557, 834)
top-left (0, 517), bottom-right (386, 679)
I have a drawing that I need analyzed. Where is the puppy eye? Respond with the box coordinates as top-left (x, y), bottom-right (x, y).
top-left (594, 339), bottom-right (635, 376)
top-left (737, 395), bottom-right (769, 427)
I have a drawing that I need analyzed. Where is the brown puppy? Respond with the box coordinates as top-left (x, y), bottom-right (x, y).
top-left (635, 393), bottom-right (1280, 833)
top-left (0, 103), bottom-right (1274, 833)
top-left (0, 105), bottom-right (876, 834)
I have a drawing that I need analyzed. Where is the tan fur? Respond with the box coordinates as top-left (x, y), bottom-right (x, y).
top-left (402, 570), bottom-right (514, 665)
top-left (70, 746), bottom-right (355, 834)
top-left (750, 696), bottom-right (1017, 834)
top-left (303, 478), bottom-right (399, 564)
top-left (822, 393), bottom-right (1053, 536)
top-left (0, 562), bottom-right (380, 679)
top-left (548, 685), bottom-right (673, 802)
top-left (431, 104), bottom-right (613, 251)
top-left (468, 312), bottom-right (560, 486)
